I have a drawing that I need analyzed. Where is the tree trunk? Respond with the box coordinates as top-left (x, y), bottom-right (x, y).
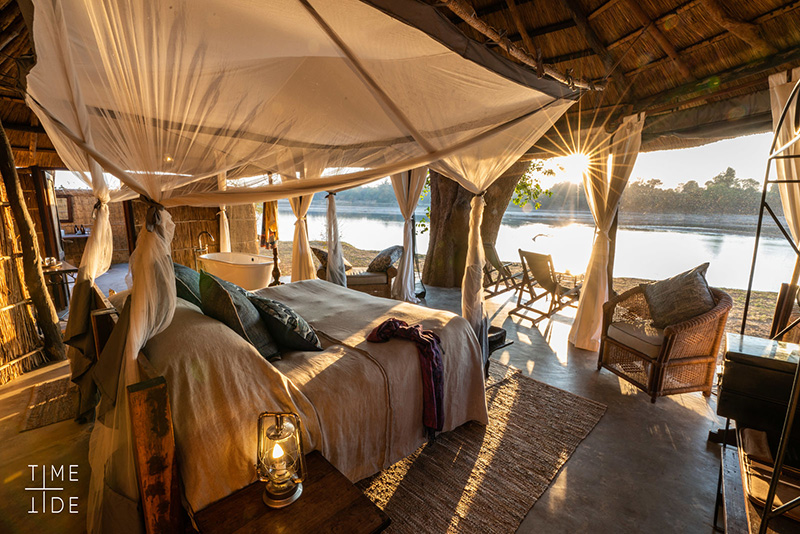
top-left (0, 120), bottom-right (65, 362)
top-left (422, 161), bottom-right (529, 287)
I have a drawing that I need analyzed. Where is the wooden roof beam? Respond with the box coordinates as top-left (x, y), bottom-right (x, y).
top-left (559, 0), bottom-right (632, 91)
top-left (587, 0), bottom-right (622, 21)
top-left (506, 19), bottom-right (577, 43)
top-left (560, 0), bottom-right (612, 72)
top-left (504, 0), bottom-right (537, 53)
top-left (621, 0), bottom-right (694, 81)
top-left (699, 0), bottom-right (777, 55)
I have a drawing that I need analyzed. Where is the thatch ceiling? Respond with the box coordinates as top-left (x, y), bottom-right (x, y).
top-left (1, 0), bottom-right (799, 170)
top-left (434, 0), bottom-right (800, 154)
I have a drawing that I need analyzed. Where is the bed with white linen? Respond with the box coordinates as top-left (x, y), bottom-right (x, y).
top-left (140, 279), bottom-right (488, 514)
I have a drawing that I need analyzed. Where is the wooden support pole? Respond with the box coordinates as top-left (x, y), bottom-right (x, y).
top-left (0, 118), bottom-right (65, 362)
top-left (128, 376), bottom-right (183, 534)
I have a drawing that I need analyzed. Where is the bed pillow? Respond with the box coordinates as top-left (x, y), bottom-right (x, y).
top-left (247, 294), bottom-right (323, 352)
top-left (367, 245), bottom-right (403, 273)
top-left (642, 262), bottom-right (716, 329)
top-left (199, 271), bottom-right (280, 361)
top-left (173, 262), bottom-right (202, 307)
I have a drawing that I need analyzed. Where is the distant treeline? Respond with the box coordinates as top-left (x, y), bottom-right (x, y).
top-left (312, 167), bottom-right (779, 215)
top-left (310, 181), bottom-right (427, 206)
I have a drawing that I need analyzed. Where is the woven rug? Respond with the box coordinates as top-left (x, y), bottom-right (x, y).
top-left (20, 377), bottom-right (78, 432)
top-left (356, 363), bottom-right (606, 533)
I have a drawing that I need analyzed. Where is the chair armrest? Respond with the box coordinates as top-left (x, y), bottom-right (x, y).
top-left (602, 285), bottom-right (642, 317)
top-left (386, 266), bottom-right (397, 279)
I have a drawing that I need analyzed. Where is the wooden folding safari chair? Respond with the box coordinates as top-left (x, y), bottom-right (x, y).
top-left (482, 243), bottom-right (523, 298)
top-left (508, 249), bottom-right (581, 325)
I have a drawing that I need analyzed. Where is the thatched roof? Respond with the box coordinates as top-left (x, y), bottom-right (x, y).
top-left (1, 0), bottom-right (799, 168)
top-left (437, 0), bottom-right (800, 154)
top-left (0, 0), bottom-right (61, 168)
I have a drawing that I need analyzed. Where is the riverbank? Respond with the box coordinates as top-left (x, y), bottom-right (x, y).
top-left (269, 241), bottom-right (776, 339)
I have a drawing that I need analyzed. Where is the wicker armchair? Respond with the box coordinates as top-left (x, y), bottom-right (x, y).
top-left (598, 285), bottom-right (733, 403)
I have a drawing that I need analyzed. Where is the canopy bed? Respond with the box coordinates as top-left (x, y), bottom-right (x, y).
top-left (19, 0), bottom-right (591, 530)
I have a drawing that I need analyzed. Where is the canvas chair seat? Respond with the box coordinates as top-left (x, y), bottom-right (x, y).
top-left (508, 249), bottom-right (581, 325)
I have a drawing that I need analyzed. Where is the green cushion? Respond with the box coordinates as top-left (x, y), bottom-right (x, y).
top-left (247, 294), bottom-right (322, 352)
top-left (642, 263), bottom-right (716, 329)
top-left (173, 262), bottom-right (202, 307)
top-left (199, 271), bottom-right (280, 361)
top-left (367, 245), bottom-right (403, 273)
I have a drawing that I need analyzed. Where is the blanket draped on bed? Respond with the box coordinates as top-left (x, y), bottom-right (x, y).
top-left (367, 318), bottom-right (444, 436)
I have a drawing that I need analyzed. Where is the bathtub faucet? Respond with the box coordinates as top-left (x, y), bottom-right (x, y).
top-left (194, 231), bottom-right (215, 270)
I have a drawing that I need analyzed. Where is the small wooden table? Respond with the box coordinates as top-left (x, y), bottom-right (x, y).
top-left (194, 451), bottom-right (390, 534)
top-left (42, 260), bottom-right (78, 310)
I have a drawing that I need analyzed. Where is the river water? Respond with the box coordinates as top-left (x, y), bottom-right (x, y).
top-left (273, 203), bottom-right (794, 292)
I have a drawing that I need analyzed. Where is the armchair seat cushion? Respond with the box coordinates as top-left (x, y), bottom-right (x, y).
top-left (607, 321), bottom-right (665, 359)
top-left (346, 267), bottom-right (389, 285)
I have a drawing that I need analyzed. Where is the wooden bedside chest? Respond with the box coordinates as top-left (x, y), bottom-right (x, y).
top-left (194, 451), bottom-right (390, 534)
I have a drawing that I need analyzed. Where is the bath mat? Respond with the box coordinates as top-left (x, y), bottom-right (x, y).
top-left (357, 362), bottom-right (606, 533)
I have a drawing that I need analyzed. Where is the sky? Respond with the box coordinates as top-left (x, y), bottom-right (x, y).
top-left (541, 132), bottom-right (774, 189)
top-left (55, 131), bottom-right (776, 192)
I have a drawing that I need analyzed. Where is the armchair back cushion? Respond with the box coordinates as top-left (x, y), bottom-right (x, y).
top-left (642, 262), bottom-right (716, 328)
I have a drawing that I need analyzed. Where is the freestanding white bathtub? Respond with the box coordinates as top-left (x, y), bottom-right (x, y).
top-left (198, 252), bottom-right (274, 290)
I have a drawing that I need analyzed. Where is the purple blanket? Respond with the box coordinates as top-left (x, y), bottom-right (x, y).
top-left (367, 318), bottom-right (444, 437)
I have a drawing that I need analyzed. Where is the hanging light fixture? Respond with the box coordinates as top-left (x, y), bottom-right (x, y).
top-left (256, 412), bottom-right (306, 508)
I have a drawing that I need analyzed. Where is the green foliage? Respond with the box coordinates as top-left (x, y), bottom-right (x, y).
top-left (415, 161), bottom-right (555, 232)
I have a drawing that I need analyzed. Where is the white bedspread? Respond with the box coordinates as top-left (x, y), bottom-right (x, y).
top-left (142, 279), bottom-right (488, 513)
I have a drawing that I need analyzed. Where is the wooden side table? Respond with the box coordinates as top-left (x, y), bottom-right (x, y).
top-left (194, 451), bottom-right (390, 534)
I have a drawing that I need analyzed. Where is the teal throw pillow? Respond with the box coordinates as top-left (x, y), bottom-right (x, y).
top-left (199, 271), bottom-right (280, 361)
top-left (248, 294), bottom-right (322, 352)
top-left (173, 262), bottom-right (202, 307)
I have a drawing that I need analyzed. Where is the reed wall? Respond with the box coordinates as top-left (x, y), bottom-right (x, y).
top-left (0, 180), bottom-right (45, 385)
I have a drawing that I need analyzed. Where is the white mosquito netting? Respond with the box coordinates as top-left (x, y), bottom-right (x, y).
top-left (23, 0), bottom-right (579, 531)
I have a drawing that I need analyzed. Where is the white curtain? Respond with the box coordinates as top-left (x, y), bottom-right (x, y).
top-left (391, 168), bottom-right (427, 302)
top-left (769, 69), bottom-right (800, 250)
top-left (326, 193), bottom-right (347, 286)
top-left (569, 113), bottom-right (645, 352)
top-left (290, 195), bottom-right (316, 282)
top-left (217, 172), bottom-right (231, 253)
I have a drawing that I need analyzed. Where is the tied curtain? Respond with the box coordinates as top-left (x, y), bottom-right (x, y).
top-left (23, 0), bottom-right (579, 532)
top-left (290, 194), bottom-right (316, 282)
top-left (769, 68), bottom-right (800, 276)
top-left (391, 167), bottom-right (428, 302)
top-left (217, 172), bottom-right (231, 253)
top-left (569, 113), bottom-right (645, 352)
top-left (326, 192), bottom-right (347, 286)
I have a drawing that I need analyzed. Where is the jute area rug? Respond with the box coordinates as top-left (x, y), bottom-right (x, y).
top-left (20, 376), bottom-right (78, 432)
top-left (356, 363), bottom-right (606, 534)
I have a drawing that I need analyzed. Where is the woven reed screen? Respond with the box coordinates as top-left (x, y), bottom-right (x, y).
top-left (0, 180), bottom-right (45, 385)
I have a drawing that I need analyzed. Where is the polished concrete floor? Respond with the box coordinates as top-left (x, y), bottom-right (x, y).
top-left (0, 273), bottom-right (745, 533)
top-left (425, 286), bottom-right (726, 533)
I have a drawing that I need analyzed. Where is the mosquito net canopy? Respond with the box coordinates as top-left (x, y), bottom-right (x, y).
top-left (23, 0), bottom-right (580, 530)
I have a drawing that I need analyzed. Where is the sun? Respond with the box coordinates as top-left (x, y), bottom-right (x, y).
top-left (552, 152), bottom-right (591, 184)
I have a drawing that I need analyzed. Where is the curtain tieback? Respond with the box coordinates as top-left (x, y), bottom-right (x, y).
top-left (325, 192), bottom-right (336, 198)
top-left (91, 198), bottom-right (106, 220)
top-left (139, 195), bottom-right (165, 232)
